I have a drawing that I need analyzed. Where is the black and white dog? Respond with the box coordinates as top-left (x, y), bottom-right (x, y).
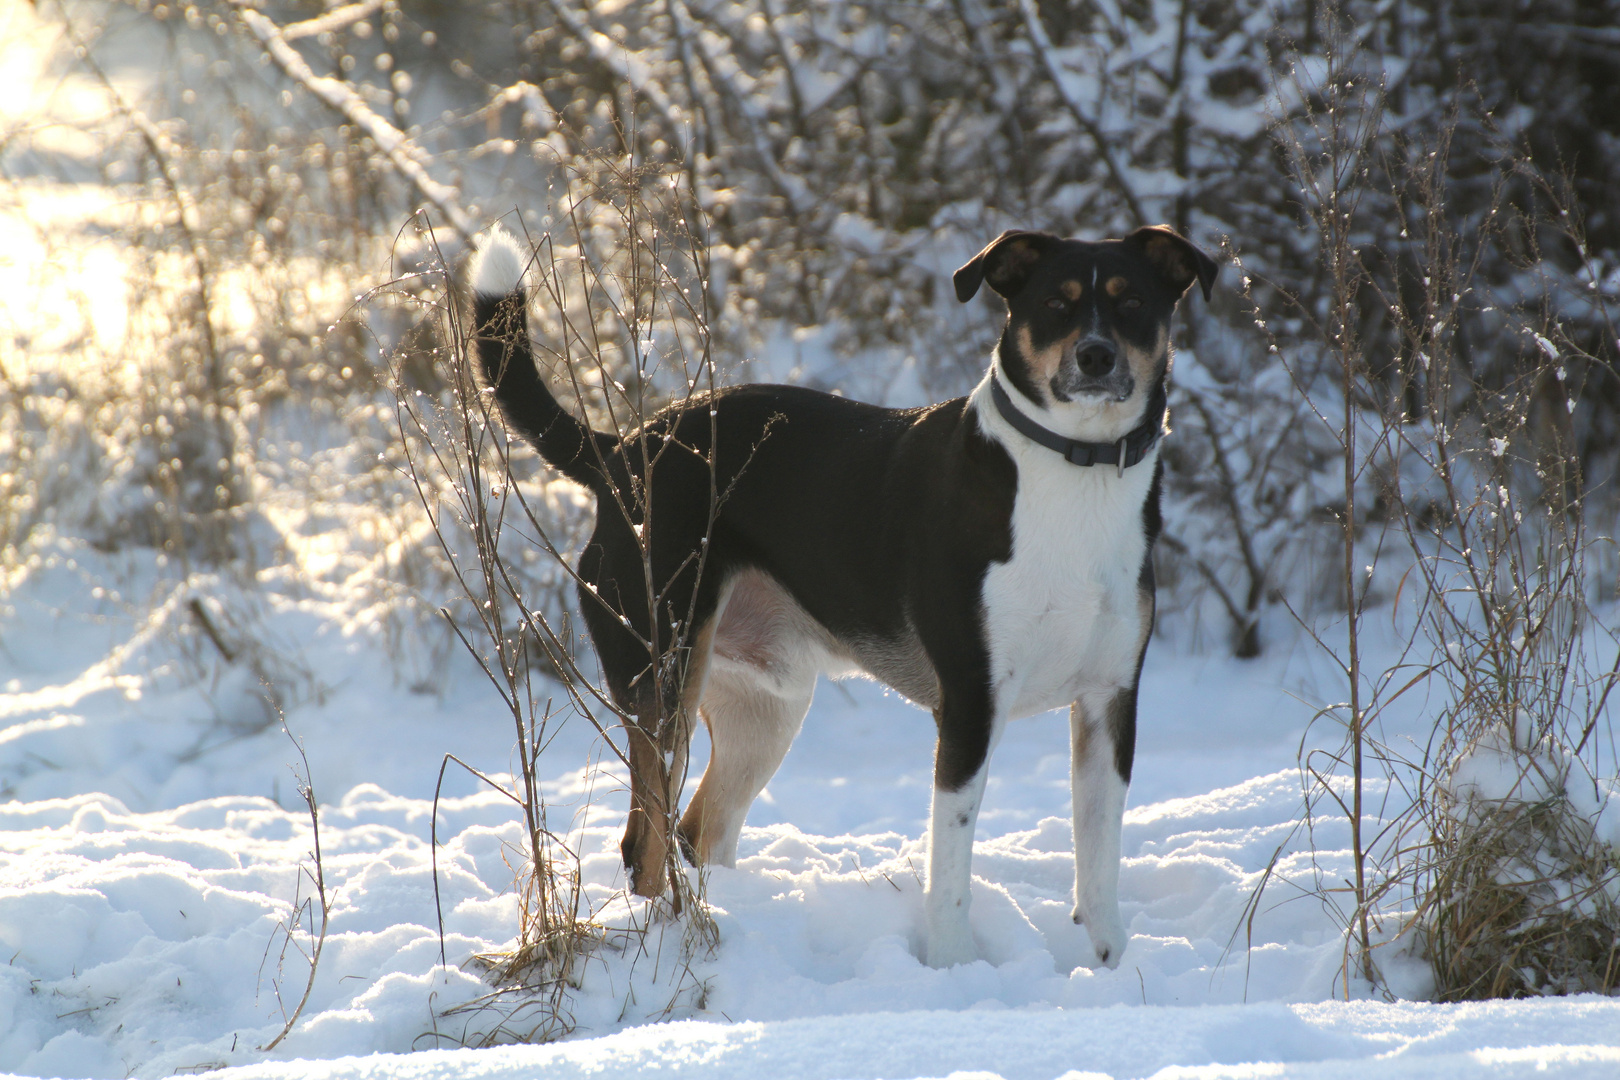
top-left (468, 224), bottom-right (1214, 969)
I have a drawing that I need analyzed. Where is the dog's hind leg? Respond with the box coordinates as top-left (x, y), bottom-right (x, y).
top-left (678, 659), bottom-right (814, 867)
top-left (619, 612), bottom-right (732, 903)
top-left (676, 568), bottom-right (818, 867)
top-left (1068, 686), bottom-right (1134, 968)
top-left (619, 677), bottom-right (685, 901)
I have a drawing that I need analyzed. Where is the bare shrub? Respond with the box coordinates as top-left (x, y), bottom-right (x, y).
top-left (1244, 10), bottom-right (1620, 998)
top-left (1380, 164), bottom-right (1620, 999)
top-left (0, 2), bottom-right (476, 705)
top-left (383, 152), bottom-right (724, 1041)
top-left (1420, 743), bottom-right (1620, 998)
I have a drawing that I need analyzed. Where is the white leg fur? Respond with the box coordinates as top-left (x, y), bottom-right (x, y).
top-left (924, 719), bottom-right (1005, 968)
top-left (1069, 694), bottom-right (1128, 967)
top-left (686, 660), bottom-right (814, 866)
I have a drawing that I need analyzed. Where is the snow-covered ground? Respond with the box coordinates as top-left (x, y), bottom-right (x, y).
top-left (3, 526), bottom-right (1619, 1080)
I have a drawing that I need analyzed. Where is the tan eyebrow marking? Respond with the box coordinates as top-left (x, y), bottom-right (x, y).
top-left (1106, 276), bottom-right (1129, 297)
top-left (1061, 280), bottom-right (1083, 301)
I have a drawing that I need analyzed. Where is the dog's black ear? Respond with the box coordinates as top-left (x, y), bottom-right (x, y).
top-left (954, 230), bottom-right (1063, 303)
top-left (1124, 225), bottom-right (1218, 302)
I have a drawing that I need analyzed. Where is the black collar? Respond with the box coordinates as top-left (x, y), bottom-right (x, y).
top-left (989, 376), bottom-right (1164, 471)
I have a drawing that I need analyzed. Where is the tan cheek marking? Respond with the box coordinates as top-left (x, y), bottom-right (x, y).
top-left (1061, 280), bottom-right (1083, 302)
top-left (1106, 276), bottom-right (1128, 297)
top-left (1123, 328), bottom-right (1170, 384)
top-left (1014, 325), bottom-right (1069, 383)
top-left (1013, 325), bottom-right (1037, 378)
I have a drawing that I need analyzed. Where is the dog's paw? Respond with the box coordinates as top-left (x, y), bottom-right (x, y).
top-left (924, 928), bottom-right (978, 969)
top-left (1071, 905), bottom-right (1127, 969)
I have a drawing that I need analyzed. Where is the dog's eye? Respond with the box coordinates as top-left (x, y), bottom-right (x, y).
top-left (1045, 297), bottom-right (1067, 310)
top-left (1120, 296), bottom-right (1143, 311)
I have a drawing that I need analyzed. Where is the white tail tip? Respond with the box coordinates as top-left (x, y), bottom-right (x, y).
top-left (470, 225), bottom-right (526, 298)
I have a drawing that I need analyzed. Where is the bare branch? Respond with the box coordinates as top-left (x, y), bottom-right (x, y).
top-left (227, 2), bottom-right (475, 241)
top-left (1016, 0), bottom-right (1147, 226)
top-left (281, 0), bottom-right (387, 41)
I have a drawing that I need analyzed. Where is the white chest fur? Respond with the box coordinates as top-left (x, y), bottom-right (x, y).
top-left (970, 372), bottom-right (1154, 721)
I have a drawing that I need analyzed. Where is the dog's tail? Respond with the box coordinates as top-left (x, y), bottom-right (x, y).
top-left (468, 226), bottom-right (615, 492)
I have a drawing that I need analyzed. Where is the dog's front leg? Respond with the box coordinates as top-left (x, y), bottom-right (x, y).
top-left (1069, 687), bottom-right (1134, 968)
top-left (924, 690), bottom-right (1004, 968)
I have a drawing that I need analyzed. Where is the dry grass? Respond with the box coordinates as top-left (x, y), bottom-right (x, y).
top-left (1420, 779), bottom-right (1620, 999)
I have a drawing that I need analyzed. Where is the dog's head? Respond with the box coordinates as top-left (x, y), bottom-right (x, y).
top-left (955, 226), bottom-right (1216, 439)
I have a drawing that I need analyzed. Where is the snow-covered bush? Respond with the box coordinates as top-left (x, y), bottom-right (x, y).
top-left (1421, 726), bottom-right (1620, 998)
top-left (1251, 15), bottom-right (1620, 999)
top-left (13, 0), bottom-right (1620, 656)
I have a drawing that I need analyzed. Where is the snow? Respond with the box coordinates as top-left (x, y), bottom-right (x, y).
top-left (89, 1005), bottom-right (1620, 1080)
top-left (2, 526), bottom-right (1617, 1080)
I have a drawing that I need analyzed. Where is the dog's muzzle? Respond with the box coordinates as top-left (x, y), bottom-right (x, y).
top-left (1051, 338), bottom-right (1134, 403)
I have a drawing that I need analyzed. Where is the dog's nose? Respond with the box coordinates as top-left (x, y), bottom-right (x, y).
top-left (1077, 340), bottom-right (1117, 378)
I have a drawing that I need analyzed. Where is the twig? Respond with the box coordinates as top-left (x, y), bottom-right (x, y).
top-left (226, 2), bottom-right (474, 242)
top-left (260, 727), bottom-right (331, 1053)
top-left (1016, 0), bottom-right (1147, 225)
top-left (188, 598), bottom-right (236, 664)
top-left (281, 0), bottom-right (386, 41)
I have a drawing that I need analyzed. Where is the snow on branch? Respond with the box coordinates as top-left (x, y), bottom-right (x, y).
top-left (227, 0), bottom-right (475, 241)
top-left (281, 0), bottom-right (388, 42)
top-left (667, 0), bottom-right (810, 218)
top-left (485, 81), bottom-right (558, 137)
top-left (1016, 0), bottom-right (1147, 226)
top-left (541, 0), bottom-right (682, 134)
